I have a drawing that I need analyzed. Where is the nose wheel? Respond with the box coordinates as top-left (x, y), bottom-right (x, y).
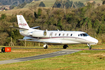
top-left (87, 44), bottom-right (92, 50)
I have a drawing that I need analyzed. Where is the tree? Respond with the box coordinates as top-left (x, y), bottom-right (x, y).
top-left (53, 0), bottom-right (84, 8)
top-left (53, 0), bottom-right (62, 8)
top-left (0, 14), bottom-right (6, 20)
top-left (93, 19), bottom-right (99, 28)
top-left (102, 0), bottom-right (105, 4)
top-left (74, 1), bottom-right (85, 8)
top-left (65, 1), bottom-right (73, 8)
top-left (17, 2), bottom-right (27, 8)
top-left (10, 5), bottom-right (16, 9)
top-left (88, 19), bottom-right (92, 29)
top-left (38, 8), bottom-right (42, 16)
top-left (57, 19), bottom-right (62, 30)
top-left (97, 24), bottom-right (105, 34)
top-left (34, 12), bottom-right (38, 18)
top-left (39, 2), bottom-right (45, 7)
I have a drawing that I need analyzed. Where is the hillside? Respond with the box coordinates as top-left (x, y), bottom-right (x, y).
top-left (0, 0), bottom-right (33, 5)
top-left (23, 0), bottom-right (102, 8)
top-left (0, 0), bottom-right (102, 7)
top-left (0, 0), bottom-right (104, 46)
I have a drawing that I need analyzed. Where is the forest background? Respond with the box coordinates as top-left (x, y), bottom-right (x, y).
top-left (0, 0), bottom-right (105, 46)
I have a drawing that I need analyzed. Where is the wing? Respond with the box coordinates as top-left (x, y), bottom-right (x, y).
top-left (19, 39), bottom-right (62, 44)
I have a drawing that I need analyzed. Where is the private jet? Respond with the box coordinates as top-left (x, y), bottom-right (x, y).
top-left (13, 15), bottom-right (98, 49)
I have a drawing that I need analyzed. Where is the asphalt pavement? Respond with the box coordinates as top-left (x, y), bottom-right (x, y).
top-left (0, 49), bottom-right (80, 65)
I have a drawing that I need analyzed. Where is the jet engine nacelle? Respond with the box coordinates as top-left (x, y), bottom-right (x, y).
top-left (32, 31), bottom-right (47, 37)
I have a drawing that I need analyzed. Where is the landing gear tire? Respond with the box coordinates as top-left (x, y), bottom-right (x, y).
top-left (87, 44), bottom-right (92, 50)
top-left (63, 45), bottom-right (68, 49)
top-left (44, 45), bottom-right (48, 49)
top-left (89, 46), bottom-right (92, 50)
top-left (43, 44), bottom-right (48, 49)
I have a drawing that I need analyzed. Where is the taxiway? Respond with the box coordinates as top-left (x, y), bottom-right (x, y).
top-left (0, 49), bottom-right (80, 65)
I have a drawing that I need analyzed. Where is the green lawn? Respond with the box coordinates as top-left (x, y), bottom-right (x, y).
top-left (0, 46), bottom-right (61, 61)
top-left (0, 44), bottom-right (104, 61)
top-left (0, 50), bottom-right (105, 70)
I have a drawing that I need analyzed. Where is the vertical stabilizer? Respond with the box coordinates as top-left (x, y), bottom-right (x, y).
top-left (17, 15), bottom-right (30, 29)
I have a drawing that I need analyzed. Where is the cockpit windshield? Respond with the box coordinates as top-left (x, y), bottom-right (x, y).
top-left (78, 33), bottom-right (89, 37)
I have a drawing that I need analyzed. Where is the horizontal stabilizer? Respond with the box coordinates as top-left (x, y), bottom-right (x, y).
top-left (10, 26), bottom-right (29, 30)
top-left (31, 26), bottom-right (40, 29)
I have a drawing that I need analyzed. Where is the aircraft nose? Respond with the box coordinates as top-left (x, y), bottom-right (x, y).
top-left (88, 37), bottom-right (98, 45)
top-left (94, 39), bottom-right (98, 44)
top-left (92, 38), bottom-right (98, 44)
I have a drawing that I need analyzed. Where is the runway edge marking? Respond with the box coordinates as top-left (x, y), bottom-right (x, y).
top-left (0, 50), bottom-right (81, 65)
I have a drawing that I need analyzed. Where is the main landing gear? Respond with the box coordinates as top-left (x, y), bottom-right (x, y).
top-left (43, 44), bottom-right (68, 49)
top-left (87, 44), bottom-right (92, 50)
top-left (43, 44), bottom-right (48, 49)
top-left (63, 45), bottom-right (68, 49)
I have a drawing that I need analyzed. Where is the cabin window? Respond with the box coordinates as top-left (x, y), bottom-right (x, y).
top-left (50, 32), bottom-right (53, 36)
top-left (71, 34), bottom-right (72, 36)
top-left (63, 34), bottom-right (65, 36)
top-left (78, 33), bottom-right (89, 37)
top-left (80, 34), bottom-right (82, 36)
top-left (82, 33), bottom-right (89, 36)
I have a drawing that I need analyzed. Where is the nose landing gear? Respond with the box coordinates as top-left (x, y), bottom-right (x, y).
top-left (87, 44), bottom-right (92, 50)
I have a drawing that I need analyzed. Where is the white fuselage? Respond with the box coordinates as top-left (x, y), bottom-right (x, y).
top-left (16, 15), bottom-right (98, 49)
top-left (19, 29), bottom-right (98, 45)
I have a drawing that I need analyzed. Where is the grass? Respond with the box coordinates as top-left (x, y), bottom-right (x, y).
top-left (0, 46), bottom-right (61, 61)
top-left (24, 0), bottom-right (56, 8)
top-left (0, 44), bottom-right (105, 70)
top-left (0, 8), bottom-right (29, 16)
top-left (0, 44), bottom-right (104, 61)
top-left (43, 0), bottom-right (56, 7)
top-left (0, 49), bottom-right (105, 70)
top-left (70, 0), bottom-right (102, 3)
top-left (24, 1), bottom-right (41, 8)
top-left (42, 0), bottom-right (102, 7)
